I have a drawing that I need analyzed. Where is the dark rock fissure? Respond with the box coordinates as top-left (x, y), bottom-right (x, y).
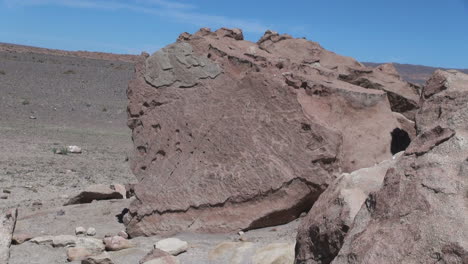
top-left (390, 128), bottom-right (411, 155)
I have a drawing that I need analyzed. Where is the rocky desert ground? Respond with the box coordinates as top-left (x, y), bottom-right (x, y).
top-left (1, 28), bottom-right (467, 264)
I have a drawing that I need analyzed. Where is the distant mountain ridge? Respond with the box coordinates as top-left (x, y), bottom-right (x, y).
top-left (363, 62), bottom-right (468, 85)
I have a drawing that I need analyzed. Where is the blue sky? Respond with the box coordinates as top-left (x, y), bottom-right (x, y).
top-left (1, 0), bottom-right (467, 68)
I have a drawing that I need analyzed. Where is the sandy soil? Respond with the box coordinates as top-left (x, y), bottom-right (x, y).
top-left (0, 49), bottom-right (136, 211)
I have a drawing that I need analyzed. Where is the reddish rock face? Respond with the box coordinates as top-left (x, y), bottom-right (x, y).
top-left (125, 28), bottom-right (416, 236)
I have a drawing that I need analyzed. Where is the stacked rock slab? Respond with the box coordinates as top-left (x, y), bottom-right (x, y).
top-left (125, 28), bottom-right (417, 236)
top-left (319, 70), bottom-right (467, 264)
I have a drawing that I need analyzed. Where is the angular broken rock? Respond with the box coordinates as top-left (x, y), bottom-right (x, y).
top-left (330, 70), bottom-right (468, 264)
top-left (154, 238), bottom-right (188, 256)
top-left (295, 154), bottom-right (402, 264)
top-left (405, 125), bottom-right (455, 156)
top-left (65, 184), bottom-right (125, 205)
top-left (0, 208), bottom-right (17, 264)
top-left (125, 28), bottom-right (407, 236)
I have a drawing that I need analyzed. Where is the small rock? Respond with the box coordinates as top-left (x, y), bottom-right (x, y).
top-left (154, 238), bottom-right (188, 256)
top-left (30, 235), bottom-right (54, 245)
top-left (12, 233), bottom-right (33, 244)
top-left (3, 189), bottom-right (11, 194)
top-left (87, 227), bottom-right (97, 236)
top-left (76, 226), bottom-right (86, 235)
top-left (57, 209), bottom-right (66, 216)
top-left (52, 235), bottom-right (77, 247)
top-left (117, 231), bottom-right (128, 239)
top-left (238, 231), bottom-right (245, 236)
top-left (81, 252), bottom-right (113, 264)
top-left (67, 247), bottom-right (101, 262)
top-left (103, 236), bottom-right (133, 251)
top-left (65, 184), bottom-right (125, 205)
top-left (68, 145), bottom-right (82, 153)
top-left (0, 195), bottom-right (7, 199)
top-left (29, 115), bottom-right (36, 119)
top-left (32, 201), bottom-right (42, 207)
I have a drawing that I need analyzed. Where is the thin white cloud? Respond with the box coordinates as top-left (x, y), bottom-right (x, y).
top-left (135, 0), bottom-right (195, 10)
top-left (3, 0), bottom-right (269, 33)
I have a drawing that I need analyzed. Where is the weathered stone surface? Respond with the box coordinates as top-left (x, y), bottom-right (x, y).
top-left (144, 42), bottom-right (222, 88)
top-left (329, 70), bottom-right (468, 264)
top-left (139, 248), bottom-right (177, 264)
top-left (65, 184), bottom-right (124, 205)
top-left (154, 238), bottom-right (188, 256)
top-left (0, 208), bottom-right (17, 264)
top-left (52, 234), bottom-right (77, 247)
top-left (416, 69), bottom-right (468, 133)
top-left (337, 65), bottom-right (420, 119)
top-left (295, 154), bottom-right (402, 264)
top-left (142, 256), bottom-right (180, 264)
top-left (15, 199), bottom-right (131, 241)
top-left (252, 243), bottom-right (295, 264)
top-left (82, 252), bottom-right (114, 264)
top-left (405, 125), bottom-right (455, 156)
top-left (103, 236), bottom-right (134, 251)
top-left (67, 247), bottom-right (103, 262)
top-left (125, 28), bottom-right (414, 236)
top-left (208, 242), bottom-right (255, 264)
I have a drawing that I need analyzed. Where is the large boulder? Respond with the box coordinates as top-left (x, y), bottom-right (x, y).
top-left (125, 28), bottom-right (414, 236)
top-left (329, 70), bottom-right (468, 263)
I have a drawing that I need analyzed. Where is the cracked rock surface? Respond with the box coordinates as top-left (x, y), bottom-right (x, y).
top-left (325, 70), bottom-right (468, 264)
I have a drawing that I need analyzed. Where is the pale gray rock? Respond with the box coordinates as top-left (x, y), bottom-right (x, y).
top-left (76, 226), bottom-right (86, 235)
top-left (87, 227), bottom-right (97, 236)
top-left (154, 238), bottom-right (188, 256)
top-left (104, 236), bottom-right (134, 251)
